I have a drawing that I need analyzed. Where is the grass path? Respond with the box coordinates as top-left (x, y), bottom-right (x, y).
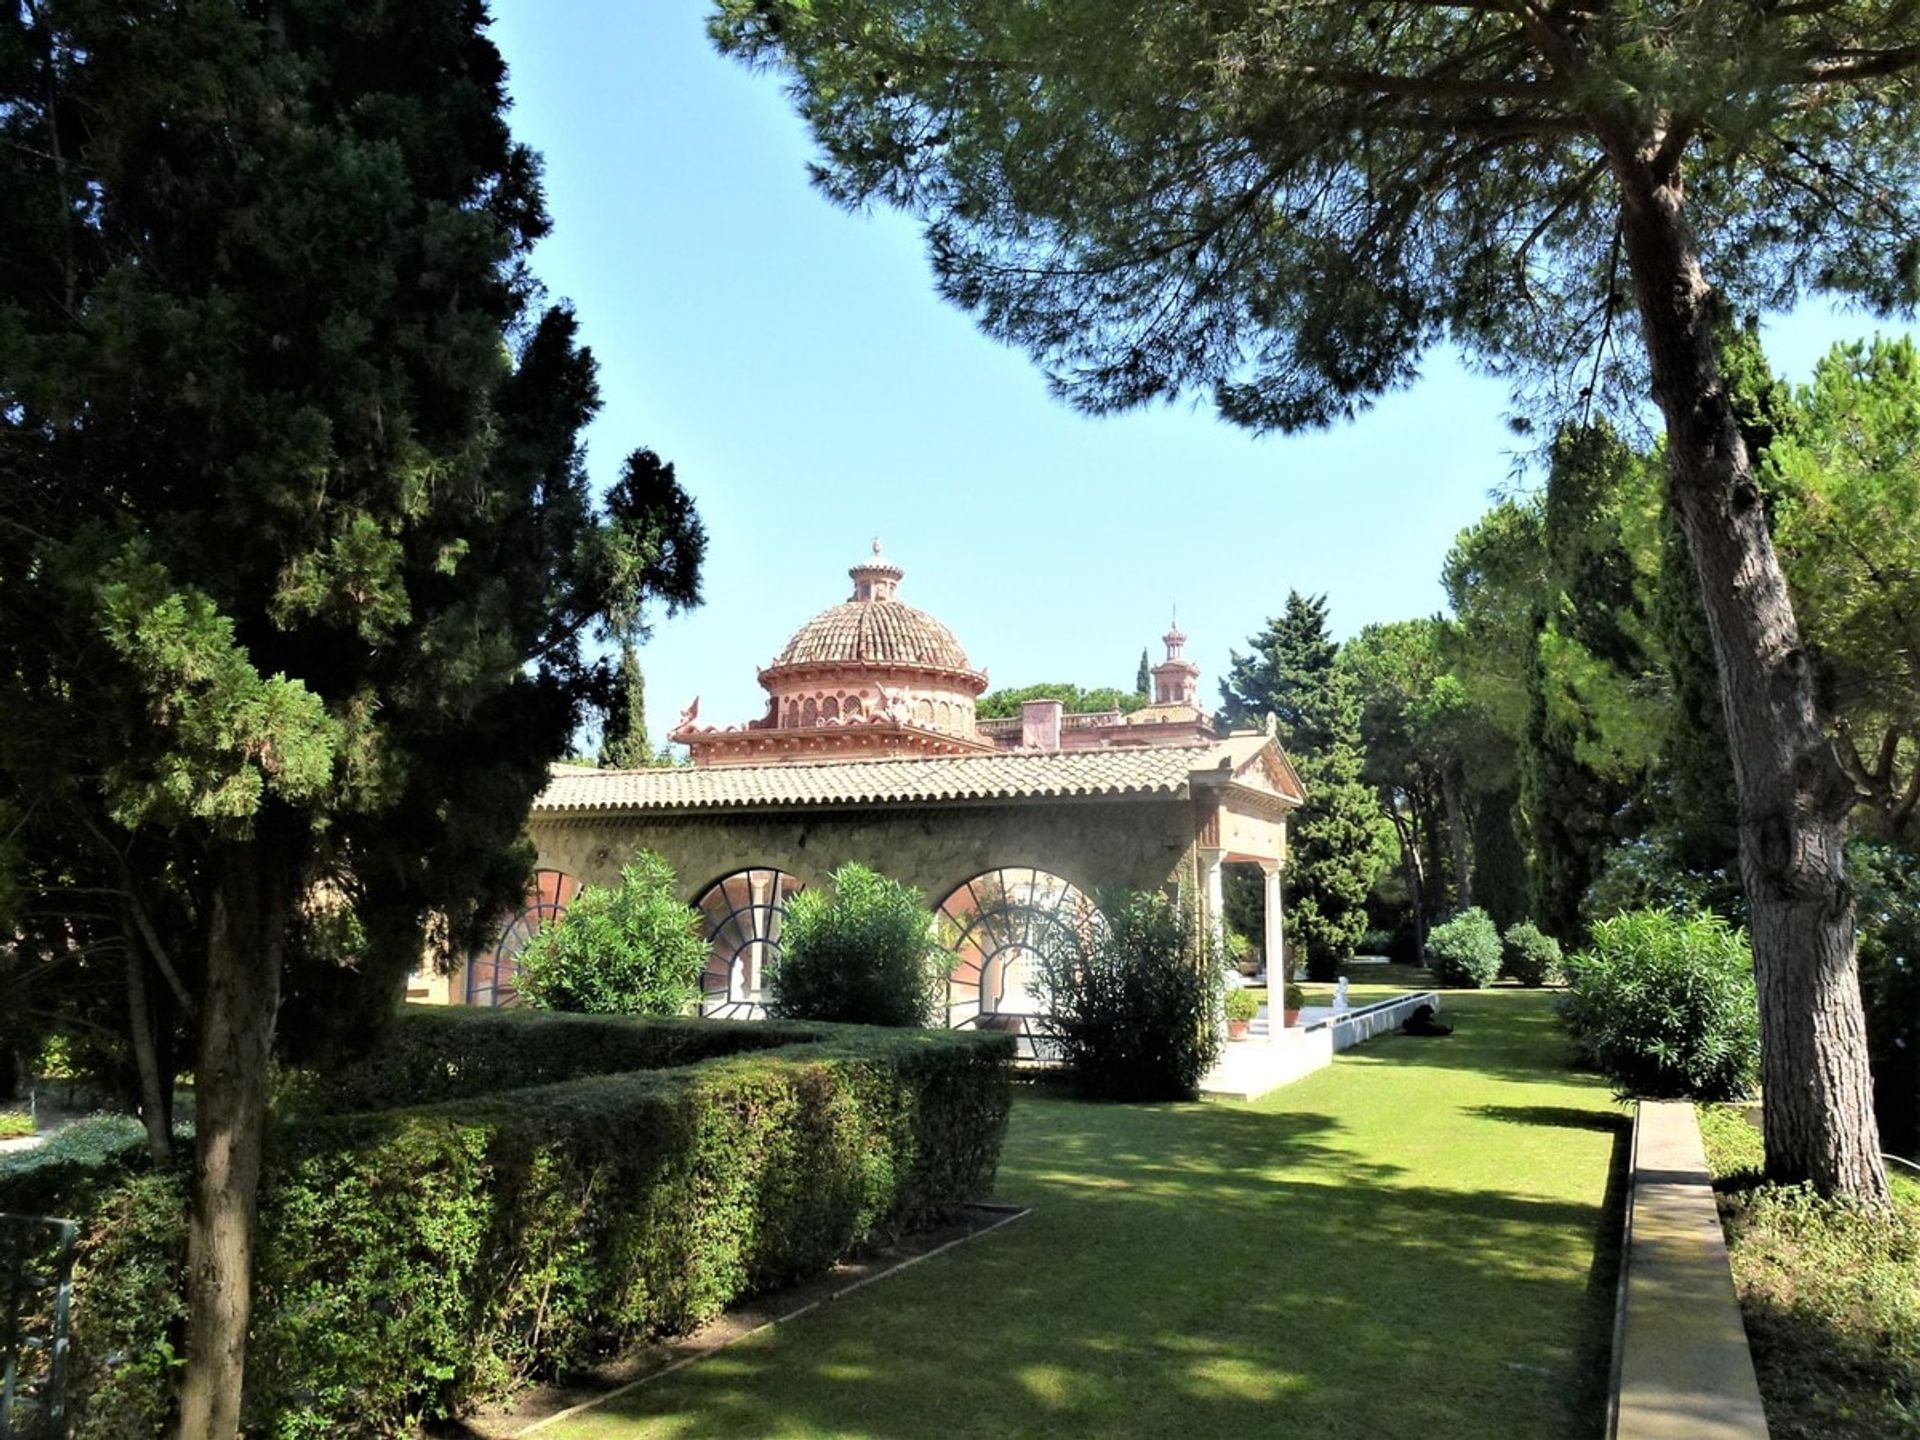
top-left (550, 990), bottom-right (1626, 1439)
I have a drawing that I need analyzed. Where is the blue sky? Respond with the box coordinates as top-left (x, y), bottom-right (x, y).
top-left (490, 2), bottom-right (1910, 744)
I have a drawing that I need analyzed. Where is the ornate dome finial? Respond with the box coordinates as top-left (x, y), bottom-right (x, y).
top-left (849, 538), bottom-right (905, 602)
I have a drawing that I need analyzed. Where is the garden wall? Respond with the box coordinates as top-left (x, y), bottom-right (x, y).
top-left (1, 1011), bottom-right (1015, 1437)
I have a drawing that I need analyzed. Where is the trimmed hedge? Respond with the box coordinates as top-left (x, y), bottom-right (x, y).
top-left (7, 1014), bottom-right (1014, 1437)
top-left (281, 1004), bottom-right (826, 1115)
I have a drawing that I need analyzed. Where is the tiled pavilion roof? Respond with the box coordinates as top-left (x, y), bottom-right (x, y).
top-left (535, 734), bottom-right (1300, 815)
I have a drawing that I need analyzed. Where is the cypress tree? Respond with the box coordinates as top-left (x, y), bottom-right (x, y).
top-left (1136, 646), bottom-right (1152, 698)
top-left (1221, 594), bottom-right (1381, 979)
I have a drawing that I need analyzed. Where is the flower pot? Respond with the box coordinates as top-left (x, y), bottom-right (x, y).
top-left (1227, 1019), bottom-right (1251, 1041)
top-left (1282, 1008), bottom-right (1301, 1028)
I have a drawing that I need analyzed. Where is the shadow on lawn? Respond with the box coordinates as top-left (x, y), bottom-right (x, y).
top-left (562, 993), bottom-right (1624, 1440)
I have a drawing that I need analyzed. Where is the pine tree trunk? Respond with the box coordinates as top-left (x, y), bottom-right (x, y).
top-left (1607, 138), bottom-right (1891, 1205)
top-left (176, 830), bottom-right (295, 1438)
top-left (123, 915), bottom-right (173, 1165)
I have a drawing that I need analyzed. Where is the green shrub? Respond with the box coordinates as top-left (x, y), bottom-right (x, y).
top-left (1853, 841), bottom-right (1920, 1160)
top-left (4, 1014), bottom-right (1013, 1437)
top-left (1502, 921), bottom-right (1564, 987)
top-left (0, 1108), bottom-right (33, 1138)
top-left (282, 1005), bottom-right (816, 1115)
top-left (770, 863), bottom-right (949, 1027)
top-left (1558, 909), bottom-right (1760, 1100)
top-left (1358, 928), bottom-right (1395, 956)
top-left (515, 853), bottom-right (707, 1016)
top-left (1038, 890), bottom-right (1224, 1101)
top-left (1426, 908), bottom-right (1502, 988)
top-left (1224, 987), bottom-right (1259, 1024)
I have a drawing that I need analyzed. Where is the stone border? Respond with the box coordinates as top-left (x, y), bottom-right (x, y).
top-left (1608, 1100), bottom-right (1768, 1440)
top-left (1303, 991), bottom-right (1440, 1051)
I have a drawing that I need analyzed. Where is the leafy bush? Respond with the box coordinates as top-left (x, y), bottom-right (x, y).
top-left (3, 1014), bottom-right (1013, 1437)
top-left (0, 1108), bottom-right (33, 1138)
top-left (516, 853), bottom-right (708, 1016)
top-left (1558, 910), bottom-right (1759, 1099)
top-left (1699, 1104), bottom-right (1920, 1438)
top-left (1426, 908), bottom-right (1502, 988)
top-left (1224, 987), bottom-right (1259, 1024)
top-left (1358, 928), bottom-right (1395, 956)
top-left (770, 863), bottom-right (949, 1027)
top-left (1038, 890), bottom-right (1224, 1100)
top-left (1853, 841), bottom-right (1920, 1160)
top-left (1502, 921), bottom-right (1564, 987)
top-left (280, 1005), bottom-right (820, 1116)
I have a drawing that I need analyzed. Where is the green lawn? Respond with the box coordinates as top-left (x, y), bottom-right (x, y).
top-left (550, 990), bottom-right (1625, 1439)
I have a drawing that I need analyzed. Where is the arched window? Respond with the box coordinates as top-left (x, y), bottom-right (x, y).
top-left (822, 695), bottom-right (840, 722)
top-left (935, 868), bottom-right (1092, 1058)
top-left (843, 694), bottom-right (865, 721)
top-left (784, 700), bottom-right (800, 728)
top-left (802, 697), bottom-right (819, 726)
top-left (914, 697), bottom-right (934, 727)
top-left (468, 868), bottom-right (581, 1008)
top-left (693, 868), bottom-right (804, 1020)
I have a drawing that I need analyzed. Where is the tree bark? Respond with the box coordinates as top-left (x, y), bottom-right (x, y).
top-left (176, 827), bottom-right (297, 1439)
top-left (124, 912), bottom-right (174, 1165)
top-left (1442, 767), bottom-right (1473, 911)
top-left (1604, 133), bottom-right (1891, 1205)
top-left (1389, 805), bottom-right (1429, 967)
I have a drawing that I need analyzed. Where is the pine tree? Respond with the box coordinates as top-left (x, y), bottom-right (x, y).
top-left (1221, 594), bottom-right (1381, 979)
top-left (0, 4), bottom-right (705, 1429)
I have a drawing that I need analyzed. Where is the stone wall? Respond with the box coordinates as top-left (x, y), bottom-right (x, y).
top-left (530, 796), bottom-right (1201, 908)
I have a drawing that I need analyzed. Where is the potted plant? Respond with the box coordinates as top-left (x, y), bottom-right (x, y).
top-left (1282, 982), bottom-right (1306, 1028)
top-left (1224, 986), bottom-right (1259, 1040)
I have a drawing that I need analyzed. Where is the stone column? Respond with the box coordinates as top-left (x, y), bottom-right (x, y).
top-left (1199, 847), bottom-right (1226, 949)
top-left (1262, 860), bottom-right (1287, 1031)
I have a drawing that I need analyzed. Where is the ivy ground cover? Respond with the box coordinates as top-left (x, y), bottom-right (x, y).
top-left (553, 988), bottom-right (1626, 1439)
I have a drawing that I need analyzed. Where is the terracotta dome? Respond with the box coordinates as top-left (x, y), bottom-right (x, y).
top-left (762, 542), bottom-right (985, 687)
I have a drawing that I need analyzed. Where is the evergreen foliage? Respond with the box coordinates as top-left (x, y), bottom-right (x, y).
top-left (1471, 789), bottom-right (1532, 932)
top-left (514, 855), bottom-right (707, 1017)
top-left (976, 683), bottom-right (1149, 719)
top-left (1850, 843), bottom-right (1920, 1160)
top-left (1501, 922), bottom-right (1564, 988)
top-left (1426, 909), bottom-right (1503, 989)
top-left (1136, 648), bottom-right (1152, 697)
top-left (0, 2), bottom-right (707, 1416)
top-left (1221, 594), bottom-right (1385, 980)
top-left (1036, 889), bottom-right (1224, 1101)
top-left (770, 864), bottom-right (950, 1027)
top-left (598, 643), bottom-right (661, 768)
top-left (1560, 911), bottom-right (1761, 1100)
top-left (0, 1014), bottom-right (1013, 1435)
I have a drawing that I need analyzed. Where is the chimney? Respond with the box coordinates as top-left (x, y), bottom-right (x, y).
top-left (1020, 698), bottom-right (1064, 750)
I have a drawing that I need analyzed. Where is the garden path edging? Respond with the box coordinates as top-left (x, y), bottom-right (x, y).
top-left (1608, 1099), bottom-right (1768, 1440)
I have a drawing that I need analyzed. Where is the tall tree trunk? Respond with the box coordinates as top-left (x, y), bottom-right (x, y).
top-left (1390, 805), bottom-right (1429, 968)
top-left (176, 828), bottom-right (296, 1438)
top-left (1442, 768), bottom-right (1473, 911)
top-left (123, 912), bottom-right (173, 1165)
top-left (1606, 135), bottom-right (1890, 1205)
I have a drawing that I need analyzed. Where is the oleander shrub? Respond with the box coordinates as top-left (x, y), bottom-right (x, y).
top-left (2, 1014), bottom-right (1013, 1437)
top-left (1502, 921), bottom-right (1564, 987)
top-left (1426, 908), bottom-right (1502, 988)
top-left (1038, 889), bottom-right (1225, 1100)
top-left (515, 853), bottom-right (708, 1016)
top-left (769, 863), bottom-right (950, 1027)
top-left (1558, 909), bottom-right (1760, 1100)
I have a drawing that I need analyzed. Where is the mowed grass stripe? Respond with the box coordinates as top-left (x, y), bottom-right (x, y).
top-left (551, 989), bottom-right (1625, 1440)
